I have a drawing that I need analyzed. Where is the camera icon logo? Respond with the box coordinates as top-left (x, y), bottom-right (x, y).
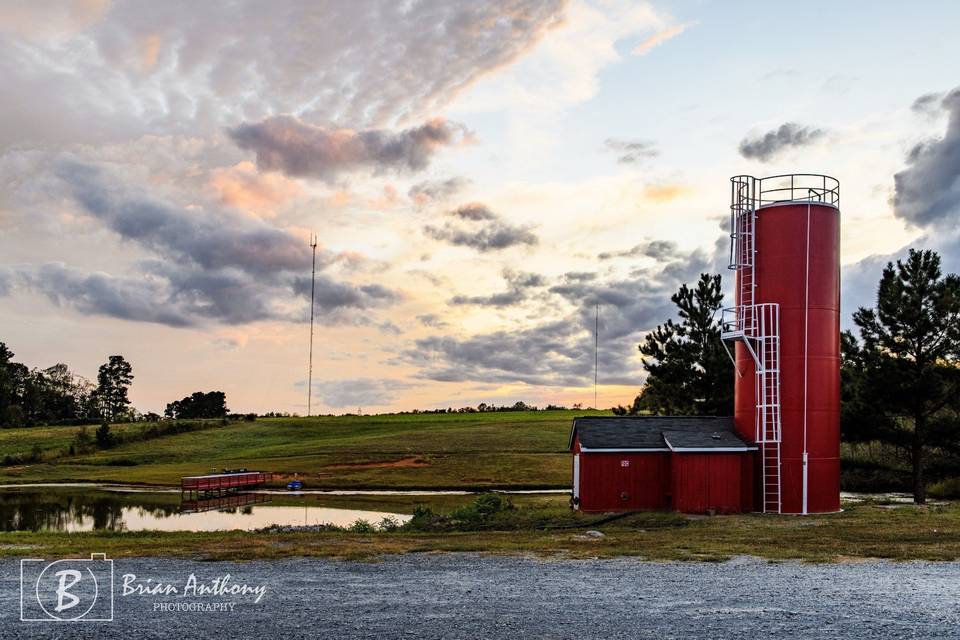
top-left (20, 553), bottom-right (114, 622)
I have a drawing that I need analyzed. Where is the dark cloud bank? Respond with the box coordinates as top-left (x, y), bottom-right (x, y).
top-left (846, 87), bottom-right (960, 325)
top-left (6, 160), bottom-right (398, 327)
top-left (893, 88), bottom-right (960, 230)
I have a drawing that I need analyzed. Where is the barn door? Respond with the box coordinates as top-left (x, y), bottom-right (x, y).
top-left (572, 454), bottom-right (580, 509)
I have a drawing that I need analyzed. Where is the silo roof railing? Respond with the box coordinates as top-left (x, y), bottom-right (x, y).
top-left (732, 174), bottom-right (840, 208)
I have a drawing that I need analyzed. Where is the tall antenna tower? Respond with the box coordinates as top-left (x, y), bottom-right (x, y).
top-left (307, 234), bottom-right (318, 417)
top-left (594, 304), bottom-right (599, 409)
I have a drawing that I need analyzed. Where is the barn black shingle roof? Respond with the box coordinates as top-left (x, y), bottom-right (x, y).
top-left (661, 428), bottom-right (752, 451)
top-left (569, 416), bottom-right (754, 452)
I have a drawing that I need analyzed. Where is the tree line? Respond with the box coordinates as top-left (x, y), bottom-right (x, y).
top-left (0, 347), bottom-right (230, 427)
top-left (0, 349), bottom-right (134, 427)
top-left (621, 249), bottom-right (960, 504)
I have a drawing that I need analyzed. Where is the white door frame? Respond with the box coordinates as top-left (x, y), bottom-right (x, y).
top-left (573, 454), bottom-right (581, 509)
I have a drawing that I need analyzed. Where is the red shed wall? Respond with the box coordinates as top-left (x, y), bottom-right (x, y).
top-left (670, 453), bottom-right (747, 514)
top-left (577, 451), bottom-right (671, 512)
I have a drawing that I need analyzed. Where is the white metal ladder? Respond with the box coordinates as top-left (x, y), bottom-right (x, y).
top-left (721, 176), bottom-right (782, 514)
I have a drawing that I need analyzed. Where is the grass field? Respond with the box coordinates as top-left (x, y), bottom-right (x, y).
top-left (1, 499), bottom-right (957, 562)
top-left (1, 412), bottom-right (957, 563)
top-left (0, 410), bottom-right (602, 488)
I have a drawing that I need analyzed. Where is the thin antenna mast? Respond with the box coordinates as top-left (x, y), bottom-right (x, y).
top-left (594, 304), bottom-right (599, 409)
top-left (307, 234), bottom-right (318, 417)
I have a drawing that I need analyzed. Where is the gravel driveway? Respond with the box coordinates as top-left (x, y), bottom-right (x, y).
top-left (2, 554), bottom-right (959, 639)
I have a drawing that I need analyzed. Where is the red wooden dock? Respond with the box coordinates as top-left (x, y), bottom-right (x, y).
top-left (181, 471), bottom-right (272, 496)
top-left (181, 492), bottom-right (271, 513)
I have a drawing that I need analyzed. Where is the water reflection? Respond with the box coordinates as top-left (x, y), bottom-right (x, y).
top-left (0, 489), bottom-right (409, 532)
top-left (181, 492), bottom-right (271, 513)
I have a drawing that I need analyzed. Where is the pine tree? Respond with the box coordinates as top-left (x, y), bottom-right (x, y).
top-left (94, 355), bottom-right (134, 423)
top-left (847, 249), bottom-right (960, 503)
top-left (630, 274), bottom-right (733, 416)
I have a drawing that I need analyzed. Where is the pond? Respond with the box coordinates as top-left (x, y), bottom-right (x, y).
top-left (0, 487), bottom-right (412, 532)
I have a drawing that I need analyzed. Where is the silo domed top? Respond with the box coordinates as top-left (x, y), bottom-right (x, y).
top-left (731, 174), bottom-right (839, 210)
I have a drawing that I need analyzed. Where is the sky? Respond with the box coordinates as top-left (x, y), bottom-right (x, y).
top-left (1, 0), bottom-right (959, 415)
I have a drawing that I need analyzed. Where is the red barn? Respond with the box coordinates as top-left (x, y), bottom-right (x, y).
top-left (569, 416), bottom-right (755, 514)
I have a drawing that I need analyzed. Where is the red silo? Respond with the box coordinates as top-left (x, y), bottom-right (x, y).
top-left (723, 174), bottom-right (840, 514)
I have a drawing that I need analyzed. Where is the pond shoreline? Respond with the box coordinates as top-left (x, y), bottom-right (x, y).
top-left (0, 481), bottom-right (570, 495)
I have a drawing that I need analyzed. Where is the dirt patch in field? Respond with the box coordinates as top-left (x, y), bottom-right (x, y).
top-left (268, 458), bottom-right (431, 484)
top-left (324, 457), bottom-right (431, 471)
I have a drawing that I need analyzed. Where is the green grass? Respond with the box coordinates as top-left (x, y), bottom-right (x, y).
top-left (5, 412), bottom-right (955, 564)
top-left (2, 500), bottom-right (957, 562)
top-left (0, 410), bottom-right (602, 488)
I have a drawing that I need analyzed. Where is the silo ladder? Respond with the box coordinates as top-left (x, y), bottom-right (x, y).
top-left (722, 303), bottom-right (782, 514)
top-left (720, 175), bottom-right (782, 514)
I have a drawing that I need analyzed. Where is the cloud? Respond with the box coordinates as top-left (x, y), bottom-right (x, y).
top-left (208, 161), bottom-right (303, 217)
top-left (450, 269), bottom-right (546, 307)
top-left (291, 274), bottom-right (399, 312)
top-left (416, 314), bottom-right (449, 329)
top-left (842, 229), bottom-right (960, 331)
top-left (0, 1), bottom-right (566, 149)
top-left (912, 92), bottom-right (945, 115)
top-left (8, 159), bottom-right (399, 327)
top-left (403, 321), bottom-right (591, 386)
top-left (451, 2), bottom-right (664, 112)
top-left (311, 378), bottom-right (414, 408)
top-left (425, 203), bottom-right (538, 252)
top-left (893, 87), bottom-right (960, 229)
top-left (55, 159), bottom-right (312, 276)
top-left (228, 116), bottom-right (469, 182)
top-left (632, 22), bottom-right (695, 56)
top-left (0, 267), bottom-right (11, 297)
top-left (408, 177), bottom-right (470, 206)
top-left (402, 241), bottom-right (722, 387)
top-left (598, 239), bottom-right (679, 261)
top-left (738, 123), bottom-right (826, 161)
top-left (16, 262), bottom-right (194, 327)
top-left (449, 203), bottom-right (499, 221)
top-left (604, 138), bottom-right (658, 164)
top-left (562, 272), bottom-right (597, 283)
top-left (377, 320), bottom-right (403, 336)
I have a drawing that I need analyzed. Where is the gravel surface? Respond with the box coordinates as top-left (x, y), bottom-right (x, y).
top-left (2, 554), bottom-right (959, 639)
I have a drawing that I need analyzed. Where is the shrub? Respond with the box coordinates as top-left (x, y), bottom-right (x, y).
top-left (378, 516), bottom-right (401, 532)
top-left (839, 459), bottom-right (911, 493)
top-left (451, 493), bottom-right (513, 525)
top-left (929, 477), bottom-right (960, 499)
top-left (348, 519), bottom-right (374, 533)
top-left (28, 444), bottom-right (43, 463)
top-left (406, 504), bottom-right (438, 531)
top-left (71, 426), bottom-right (95, 455)
top-left (95, 423), bottom-right (115, 449)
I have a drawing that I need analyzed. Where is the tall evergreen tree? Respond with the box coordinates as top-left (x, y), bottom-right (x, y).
top-left (847, 249), bottom-right (960, 503)
top-left (94, 355), bottom-right (134, 423)
top-left (627, 274), bottom-right (733, 416)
